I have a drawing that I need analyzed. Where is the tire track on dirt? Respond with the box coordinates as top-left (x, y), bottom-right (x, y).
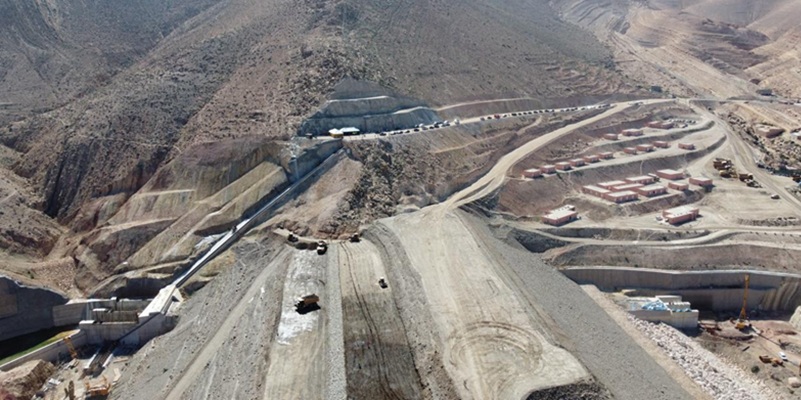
top-left (339, 241), bottom-right (423, 399)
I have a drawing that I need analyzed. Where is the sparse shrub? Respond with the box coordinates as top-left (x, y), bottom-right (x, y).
top-left (751, 365), bottom-right (760, 373)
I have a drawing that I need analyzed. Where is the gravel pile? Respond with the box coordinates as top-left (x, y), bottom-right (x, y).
top-left (525, 380), bottom-right (611, 400)
top-left (629, 316), bottom-right (782, 400)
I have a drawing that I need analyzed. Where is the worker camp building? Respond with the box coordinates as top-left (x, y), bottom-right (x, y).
top-left (605, 190), bottom-right (639, 203)
top-left (625, 175), bottom-right (656, 185)
top-left (635, 184), bottom-right (667, 197)
top-left (662, 206), bottom-right (699, 225)
top-left (656, 169), bottom-right (684, 180)
top-left (542, 206), bottom-right (578, 226)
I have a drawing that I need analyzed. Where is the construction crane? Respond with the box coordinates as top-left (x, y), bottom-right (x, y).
top-left (736, 274), bottom-right (750, 330)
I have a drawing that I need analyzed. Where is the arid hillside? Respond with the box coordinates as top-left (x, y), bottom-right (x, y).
top-left (555, 0), bottom-right (801, 98)
top-left (0, 0), bottom-right (643, 294)
top-left (0, 0), bottom-right (220, 124)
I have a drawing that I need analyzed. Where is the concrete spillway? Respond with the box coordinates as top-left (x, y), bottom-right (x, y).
top-left (562, 267), bottom-right (801, 312)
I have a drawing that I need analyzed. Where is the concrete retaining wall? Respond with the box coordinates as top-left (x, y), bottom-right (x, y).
top-left (0, 276), bottom-right (68, 342)
top-left (119, 313), bottom-right (177, 347)
top-left (563, 267), bottom-right (801, 312)
top-left (81, 321), bottom-right (136, 343)
top-left (0, 331), bottom-right (86, 372)
top-left (52, 299), bottom-right (151, 327)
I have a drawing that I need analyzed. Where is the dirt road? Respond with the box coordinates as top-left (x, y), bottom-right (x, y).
top-left (337, 241), bottom-right (424, 399)
top-left (262, 250), bottom-right (328, 399)
top-left (442, 99), bottom-right (671, 209)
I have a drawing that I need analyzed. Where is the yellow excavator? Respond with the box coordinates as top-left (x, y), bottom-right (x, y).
top-left (735, 274), bottom-right (750, 330)
top-left (63, 336), bottom-right (78, 360)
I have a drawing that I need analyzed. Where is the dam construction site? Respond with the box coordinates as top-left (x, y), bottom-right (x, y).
top-left (4, 0), bottom-right (801, 399)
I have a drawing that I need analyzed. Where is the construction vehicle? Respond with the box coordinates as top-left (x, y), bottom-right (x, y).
top-left (316, 240), bottom-right (328, 255)
top-left (349, 233), bottom-right (360, 243)
top-left (64, 336), bottom-right (79, 360)
top-left (713, 158), bottom-right (733, 170)
top-left (84, 376), bottom-right (110, 398)
top-left (758, 354), bottom-right (784, 366)
top-left (739, 173), bottom-right (754, 182)
top-left (736, 274), bottom-right (750, 330)
top-left (295, 294), bottom-right (320, 314)
top-left (378, 278), bottom-right (388, 289)
top-left (287, 233), bottom-right (298, 242)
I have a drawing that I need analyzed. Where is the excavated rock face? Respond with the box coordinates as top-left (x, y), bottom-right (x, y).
top-left (299, 79), bottom-right (440, 135)
top-left (0, 360), bottom-right (56, 400)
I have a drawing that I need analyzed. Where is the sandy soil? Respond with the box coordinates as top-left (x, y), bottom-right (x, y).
top-left (381, 211), bottom-right (589, 399)
top-left (336, 241), bottom-right (423, 399)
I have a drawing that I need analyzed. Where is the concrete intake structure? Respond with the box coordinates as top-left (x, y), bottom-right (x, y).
top-left (563, 267), bottom-right (801, 312)
top-left (629, 295), bottom-right (699, 329)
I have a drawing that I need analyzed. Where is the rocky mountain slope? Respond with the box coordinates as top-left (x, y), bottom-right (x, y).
top-left (0, 0), bottom-right (645, 294)
top-left (554, 0), bottom-right (801, 98)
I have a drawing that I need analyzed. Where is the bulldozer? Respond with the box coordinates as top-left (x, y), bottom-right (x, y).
top-left (735, 274), bottom-right (751, 331)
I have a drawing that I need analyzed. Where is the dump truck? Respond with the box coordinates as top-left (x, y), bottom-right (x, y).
top-left (84, 376), bottom-right (111, 399)
top-left (713, 158), bottom-right (733, 170)
top-left (295, 294), bottom-right (320, 313)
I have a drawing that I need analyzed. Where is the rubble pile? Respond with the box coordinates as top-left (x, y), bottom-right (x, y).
top-left (629, 316), bottom-right (781, 400)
